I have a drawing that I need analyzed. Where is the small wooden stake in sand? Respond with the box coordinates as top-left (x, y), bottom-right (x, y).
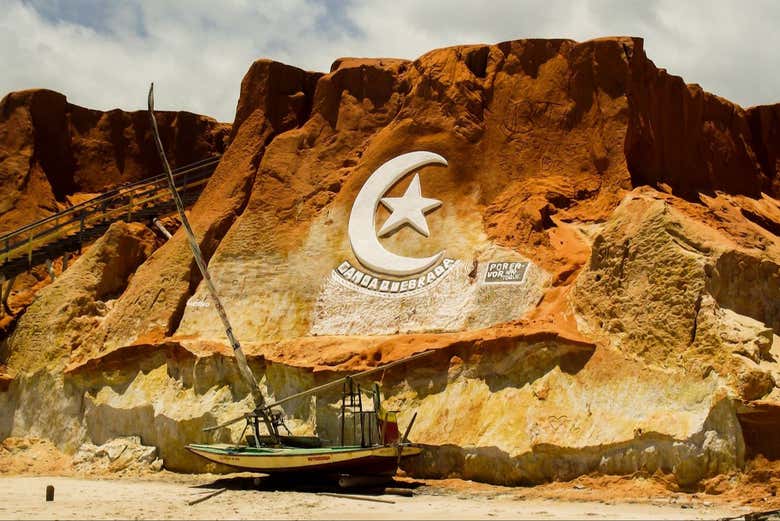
top-left (45, 485), bottom-right (54, 502)
top-left (187, 488), bottom-right (226, 506)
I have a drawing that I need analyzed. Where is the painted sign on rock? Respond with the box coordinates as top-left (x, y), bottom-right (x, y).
top-left (333, 151), bottom-right (456, 296)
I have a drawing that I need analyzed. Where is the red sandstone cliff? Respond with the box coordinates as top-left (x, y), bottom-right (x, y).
top-left (0, 89), bottom-right (230, 234)
top-left (0, 36), bottom-right (779, 487)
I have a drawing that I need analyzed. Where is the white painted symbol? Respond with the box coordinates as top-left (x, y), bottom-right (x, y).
top-left (347, 151), bottom-right (447, 277)
top-left (378, 174), bottom-right (441, 237)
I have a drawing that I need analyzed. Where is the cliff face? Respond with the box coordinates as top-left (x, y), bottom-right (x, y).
top-left (625, 50), bottom-right (778, 199)
top-left (0, 89), bottom-right (230, 234)
top-left (1, 37), bottom-right (779, 486)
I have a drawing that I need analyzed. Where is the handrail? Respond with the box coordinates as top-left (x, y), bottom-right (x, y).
top-left (0, 155), bottom-right (221, 269)
top-left (1, 155), bottom-right (220, 243)
top-left (2, 174), bottom-right (209, 250)
top-left (0, 172), bottom-right (212, 259)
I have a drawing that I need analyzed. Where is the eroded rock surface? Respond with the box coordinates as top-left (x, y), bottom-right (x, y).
top-left (3, 221), bottom-right (156, 374)
top-left (573, 192), bottom-right (779, 398)
top-left (74, 436), bottom-right (163, 474)
top-left (1, 36), bottom-right (779, 486)
top-left (0, 89), bottom-right (229, 234)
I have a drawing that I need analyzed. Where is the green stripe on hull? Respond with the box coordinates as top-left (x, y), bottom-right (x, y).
top-left (187, 444), bottom-right (370, 456)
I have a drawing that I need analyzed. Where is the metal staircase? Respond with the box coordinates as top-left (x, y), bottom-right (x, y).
top-left (0, 155), bottom-right (220, 282)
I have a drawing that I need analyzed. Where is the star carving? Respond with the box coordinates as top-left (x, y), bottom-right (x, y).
top-left (378, 174), bottom-right (441, 237)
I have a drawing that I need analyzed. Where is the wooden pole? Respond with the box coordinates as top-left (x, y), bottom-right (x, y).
top-left (187, 488), bottom-right (226, 506)
top-left (148, 83), bottom-right (275, 440)
top-left (204, 349), bottom-right (437, 433)
top-left (152, 218), bottom-right (172, 239)
top-left (316, 492), bottom-right (395, 504)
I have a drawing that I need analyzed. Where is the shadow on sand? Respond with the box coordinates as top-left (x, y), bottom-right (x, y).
top-left (190, 472), bottom-right (426, 497)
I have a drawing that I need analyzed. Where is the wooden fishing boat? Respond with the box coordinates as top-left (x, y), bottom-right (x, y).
top-left (185, 375), bottom-right (427, 474)
top-left (186, 444), bottom-right (422, 474)
top-left (186, 376), bottom-right (426, 475)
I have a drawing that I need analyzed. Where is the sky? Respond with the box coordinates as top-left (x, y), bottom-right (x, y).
top-left (1, 0), bottom-right (778, 122)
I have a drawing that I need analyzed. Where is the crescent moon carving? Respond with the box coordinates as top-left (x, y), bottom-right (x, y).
top-left (348, 151), bottom-right (447, 277)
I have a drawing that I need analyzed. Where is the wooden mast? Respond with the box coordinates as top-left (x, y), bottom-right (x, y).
top-left (147, 84), bottom-right (277, 442)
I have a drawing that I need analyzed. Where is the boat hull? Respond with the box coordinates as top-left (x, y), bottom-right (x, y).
top-left (186, 443), bottom-right (422, 475)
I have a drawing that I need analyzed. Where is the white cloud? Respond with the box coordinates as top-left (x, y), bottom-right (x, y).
top-left (0, 0), bottom-right (777, 122)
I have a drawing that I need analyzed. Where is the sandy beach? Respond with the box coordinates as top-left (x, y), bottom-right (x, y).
top-left (0, 474), bottom-right (760, 520)
top-left (2, 436), bottom-right (778, 520)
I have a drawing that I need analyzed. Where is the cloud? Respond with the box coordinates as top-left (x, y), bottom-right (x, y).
top-left (0, 0), bottom-right (778, 122)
